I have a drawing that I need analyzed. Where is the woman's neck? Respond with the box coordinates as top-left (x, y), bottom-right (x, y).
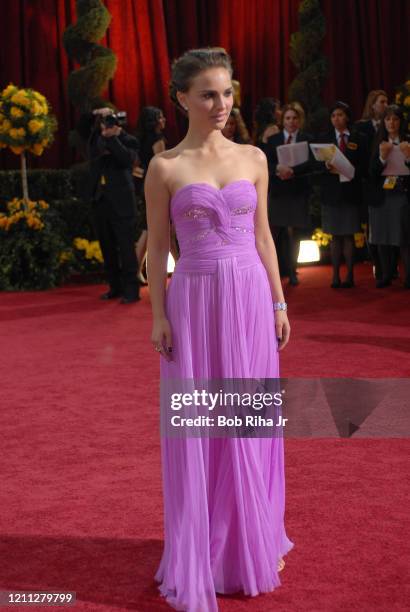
top-left (181, 125), bottom-right (228, 152)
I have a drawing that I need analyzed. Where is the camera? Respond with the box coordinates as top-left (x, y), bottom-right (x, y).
top-left (102, 111), bottom-right (128, 128)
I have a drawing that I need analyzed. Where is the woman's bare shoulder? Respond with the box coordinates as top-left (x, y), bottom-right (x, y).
top-left (233, 143), bottom-right (267, 171)
top-left (146, 146), bottom-right (183, 182)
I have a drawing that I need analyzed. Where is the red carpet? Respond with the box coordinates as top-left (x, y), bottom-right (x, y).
top-left (1, 263), bottom-right (409, 611)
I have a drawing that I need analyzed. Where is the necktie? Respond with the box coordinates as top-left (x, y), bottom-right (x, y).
top-left (339, 132), bottom-right (347, 153)
top-left (286, 134), bottom-right (292, 144)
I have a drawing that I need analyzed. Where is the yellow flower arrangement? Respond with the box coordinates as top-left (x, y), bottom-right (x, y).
top-left (74, 237), bottom-right (103, 263)
top-left (312, 226), bottom-right (367, 249)
top-left (30, 144), bottom-right (44, 156)
top-left (0, 119), bottom-right (12, 133)
top-left (10, 146), bottom-right (24, 155)
top-left (0, 83), bottom-right (57, 157)
top-left (10, 91), bottom-right (31, 108)
top-left (0, 198), bottom-right (48, 231)
top-left (2, 84), bottom-right (18, 98)
top-left (59, 250), bottom-right (73, 264)
top-left (9, 127), bottom-right (26, 139)
top-left (28, 119), bottom-right (44, 134)
top-left (395, 76), bottom-right (410, 125)
top-left (10, 106), bottom-right (24, 118)
top-left (312, 227), bottom-right (332, 247)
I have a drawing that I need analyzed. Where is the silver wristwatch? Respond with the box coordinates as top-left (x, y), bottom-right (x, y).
top-left (273, 302), bottom-right (287, 311)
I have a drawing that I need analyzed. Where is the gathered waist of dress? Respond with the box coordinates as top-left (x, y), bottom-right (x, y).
top-left (173, 248), bottom-right (263, 275)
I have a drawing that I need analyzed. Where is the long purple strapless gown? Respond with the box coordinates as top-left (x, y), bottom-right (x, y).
top-left (155, 179), bottom-right (294, 611)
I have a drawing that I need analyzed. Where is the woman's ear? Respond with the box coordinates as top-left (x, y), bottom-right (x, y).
top-left (176, 93), bottom-right (187, 111)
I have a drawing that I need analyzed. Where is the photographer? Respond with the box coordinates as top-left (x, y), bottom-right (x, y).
top-left (81, 107), bottom-right (140, 303)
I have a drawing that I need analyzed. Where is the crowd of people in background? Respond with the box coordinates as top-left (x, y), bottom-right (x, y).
top-left (133, 89), bottom-right (410, 290)
top-left (85, 88), bottom-right (410, 301)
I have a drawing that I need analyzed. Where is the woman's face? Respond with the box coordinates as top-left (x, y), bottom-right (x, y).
top-left (222, 115), bottom-right (237, 139)
top-left (331, 108), bottom-right (348, 131)
top-left (372, 95), bottom-right (388, 119)
top-left (283, 110), bottom-right (300, 133)
top-left (157, 112), bottom-right (166, 131)
top-left (384, 113), bottom-right (400, 137)
top-left (179, 67), bottom-right (233, 129)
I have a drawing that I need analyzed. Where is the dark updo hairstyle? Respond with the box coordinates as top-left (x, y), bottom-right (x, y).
top-left (253, 97), bottom-right (280, 143)
top-left (169, 47), bottom-right (233, 116)
top-left (372, 104), bottom-right (409, 156)
top-left (329, 100), bottom-right (352, 126)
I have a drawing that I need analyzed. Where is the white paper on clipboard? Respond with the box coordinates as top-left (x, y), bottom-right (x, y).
top-left (277, 141), bottom-right (309, 167)
top-left (382, 146), bottom-right (410, 176)
top-left (310, 143), bottom-right (355, 182)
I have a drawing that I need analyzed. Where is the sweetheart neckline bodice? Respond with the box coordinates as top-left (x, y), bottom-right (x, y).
top-left (170, 179), bottom-right (256, 204)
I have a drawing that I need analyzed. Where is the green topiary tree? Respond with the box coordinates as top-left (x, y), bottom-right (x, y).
top-left (288, 0), bottom-right (328, 134)
top-left (63, 0), bottom-right (117, 113)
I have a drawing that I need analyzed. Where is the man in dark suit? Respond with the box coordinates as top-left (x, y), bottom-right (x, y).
top-left (83, 108), bottom-right (140, 303)
top-left (264, 104), bottom-right (315, 285)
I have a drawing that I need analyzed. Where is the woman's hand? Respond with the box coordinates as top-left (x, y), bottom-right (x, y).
top-left (262, 124), bottom-right (279, 142)
top-left (92, 107), bottom-right (113, 117)
top-left (325, 161), bottom-right (338, 174)
top-left (132, 165), bottom-right (145, 178)
top-left (275, 311), bottom-right (290, 351)
top-left (277, 164), bottom-right (294, 180)
top-left (379, 141), bottom-right (393, 160)
top-left (399, 141), bottom-right (410, 160)
top-left (151, 317), bottom-right (173, 361)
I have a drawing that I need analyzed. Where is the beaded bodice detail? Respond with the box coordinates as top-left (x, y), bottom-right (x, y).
top-left (170, 179), bottom-right (257, 256)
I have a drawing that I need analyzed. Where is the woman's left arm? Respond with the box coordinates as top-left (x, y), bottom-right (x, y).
top-left (251, 146), bottom-right (291, 351)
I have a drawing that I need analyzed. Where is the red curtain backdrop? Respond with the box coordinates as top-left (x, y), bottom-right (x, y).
top-left (0, 0), bottom-right (409, 169)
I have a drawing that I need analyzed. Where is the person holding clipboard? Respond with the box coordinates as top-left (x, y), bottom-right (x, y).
top-left (368, 105), bottom-right (410, 288)
top-left (316, 101), bottom-right (366, 288)
top-left (265, 103), bottom-right (312, 285)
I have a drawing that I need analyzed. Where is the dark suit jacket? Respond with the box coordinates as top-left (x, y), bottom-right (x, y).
top-left (78, 113), bottom-right (139, 217)
top-left (355, 119), bottom-right (377, 142)
top-left (264, 130), bottom-right (314, 199)
top-left (354, 119), bottom-right (381, 166)
top-left (317, 129), bottom-right (367, 208)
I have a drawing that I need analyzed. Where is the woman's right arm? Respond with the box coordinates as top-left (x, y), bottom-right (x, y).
top-left (145, 155), bottom-right (173, 360)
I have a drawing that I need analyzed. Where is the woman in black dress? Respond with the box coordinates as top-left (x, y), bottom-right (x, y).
top-left (134, 106), bottom-right (167, 281)
top-left (264, 103), bottom-right (313, 285)
top-left (368, 105), bottom-right (410, 288)
top-left (318, 102), bottom-right (366, 288)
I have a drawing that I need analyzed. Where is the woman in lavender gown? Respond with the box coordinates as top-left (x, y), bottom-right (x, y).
top-left (145, 47), bottom-right (294, 612)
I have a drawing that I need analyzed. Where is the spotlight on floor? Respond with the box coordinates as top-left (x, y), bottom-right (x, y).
top-left (297, 240), bottom-right (320, 263)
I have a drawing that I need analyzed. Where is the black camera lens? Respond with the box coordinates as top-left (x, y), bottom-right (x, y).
top-left (103, 114), bottom-right (116, 128)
